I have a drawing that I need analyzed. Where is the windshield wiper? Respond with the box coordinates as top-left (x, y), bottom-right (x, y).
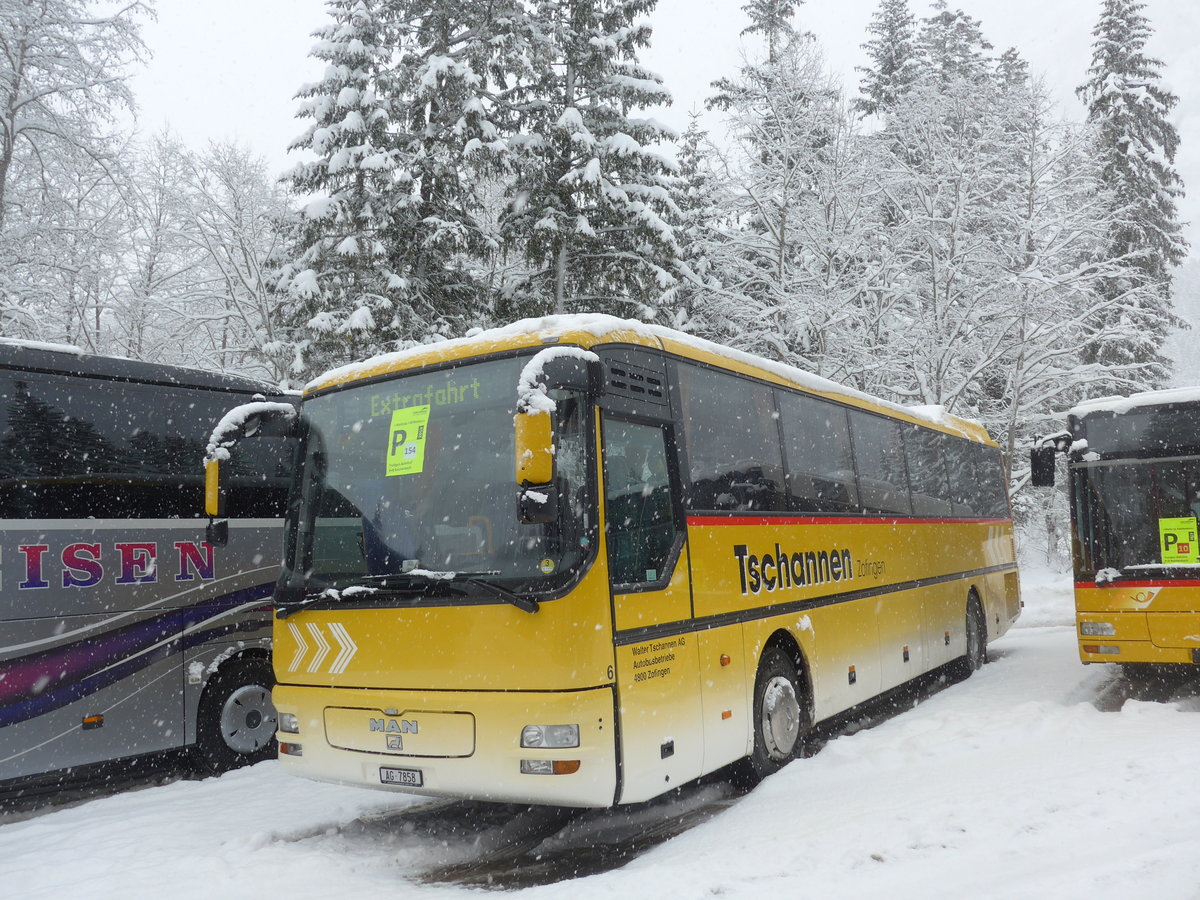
top-left (451, 575), bottom-right (540, 614)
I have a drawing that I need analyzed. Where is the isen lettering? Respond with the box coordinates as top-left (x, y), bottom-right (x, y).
top-left (15, 541), bottom-right (216, 590)
top-left (733, 543), bottom-right (854, 595)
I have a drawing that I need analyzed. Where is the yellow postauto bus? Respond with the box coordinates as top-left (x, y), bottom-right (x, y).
top-left (207, 315), bottom-right (1020, 807)
top-left (1033, 388), bottom-right (1200, 667)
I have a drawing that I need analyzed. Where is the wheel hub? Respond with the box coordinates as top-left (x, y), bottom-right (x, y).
top-left (220, 684), bottom-right (277, 754)
top-left (761, 675), bottom-right (801, 760)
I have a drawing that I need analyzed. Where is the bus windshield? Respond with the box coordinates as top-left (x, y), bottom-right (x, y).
top-left (297, 355), bottom-right (592, 592)
top-left (1075, 456), bottom-right (1200, 574)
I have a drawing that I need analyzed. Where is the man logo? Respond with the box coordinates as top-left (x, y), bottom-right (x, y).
top-left (369, 717), bottom-right (419, 734)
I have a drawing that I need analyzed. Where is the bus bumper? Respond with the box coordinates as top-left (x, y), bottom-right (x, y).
top-left (272, 683), bottom-right (619, 807)
top-left (1077, 611), bottom-right (1200, 664)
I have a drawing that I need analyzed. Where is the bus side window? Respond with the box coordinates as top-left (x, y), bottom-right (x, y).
top-left (974, 444), bottom-right (1010, 518)
top-left (903, 424), bottom-right (953, 517)
top-left (849, 411), bottom-right (913, 516)
top-left (602, 418), bottom-right (678, 586)
top-left (676, 364), bottom-right (785, 512)
top-left (778, 392), bottom-right (859, 513)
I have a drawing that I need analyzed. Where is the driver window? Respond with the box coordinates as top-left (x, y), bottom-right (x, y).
top-left (603, 418), bottom-right (678, 586)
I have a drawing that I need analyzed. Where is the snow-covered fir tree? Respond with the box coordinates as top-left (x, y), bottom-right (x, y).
top-left (280, 0), bottom-right (410, 377)
top-left (994, 47), bottom-right (1030, 87)
top-left (281, 0), bottom-right (537, 378)
top-left (738, 0), bottom-right (804, 63)
top-left (916, 0), bottom-right (992, 85)
top-left (383, 0), bottom-right (541, 330)
top-left (853, 0), bottom-right (919, 117)
top-left (501, 0), bottom-right (681, 318)
top-left (1076, 0), bottom-right (1187, 385)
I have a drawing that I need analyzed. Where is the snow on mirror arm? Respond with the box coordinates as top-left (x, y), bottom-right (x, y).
top-left (284, 354), bottom-right (594, 614)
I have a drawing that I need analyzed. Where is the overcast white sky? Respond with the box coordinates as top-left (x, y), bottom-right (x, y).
top-left (131, 0), bottom-right (1199, 247)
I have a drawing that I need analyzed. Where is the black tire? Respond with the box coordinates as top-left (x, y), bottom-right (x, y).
top-left (194, 658), bottom-right (277, 775)
top-left (951, 595), bottom-right (987, 680)
top-left (732, 646), bottom-right (808, 789)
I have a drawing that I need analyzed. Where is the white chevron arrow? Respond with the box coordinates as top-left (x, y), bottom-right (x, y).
top-left (328, 622), bottom-right (358, 674)
top-left (287, 622), bottom-right (309, 673)
top-left (306, 622), bottom-right (331, 673)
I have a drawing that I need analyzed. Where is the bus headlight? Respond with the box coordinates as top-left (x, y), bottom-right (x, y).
top-left (520, 759), bottom-right (581, 775)
top-left (278, 713), bottom-right (300, 734)
top-left (520, 724), bottom-right (579, 748)
top-left (1080, 622), bottom-right (1116, 636)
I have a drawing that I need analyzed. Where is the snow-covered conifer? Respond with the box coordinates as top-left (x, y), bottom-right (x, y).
top-left (502, 0), bottom-right (681, 318)
top-left (739, 0), bottom-right (804, 63)
top-left (280, 0), bottom-right (409, 376)
top-left (1076, 0), bottom-right (1187, 384)
top-left (854, 0), bottom-right (919, 117)
top-left (916, 0), bottom-right (992, 85)
top-left (994, 48), bottom-right (1030, 88)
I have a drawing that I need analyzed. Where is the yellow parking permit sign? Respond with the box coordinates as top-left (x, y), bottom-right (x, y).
top-left (1159, 516), bottom-right (1199, 564)
top-left (386, 405), bottom-right (431, 476)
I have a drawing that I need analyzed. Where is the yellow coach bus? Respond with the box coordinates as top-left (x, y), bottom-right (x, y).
top-left (207, 315), bottom-right (1020, 807)
top-left (1033, 388), bottom-right (1200, 667)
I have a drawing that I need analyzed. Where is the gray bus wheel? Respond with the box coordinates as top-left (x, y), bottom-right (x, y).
top-left (733, 646), bottom-right (807, 788)
top-left (952, 595), bottom-right (987, 679)
top-left (194, 658), bottom-right (277, 775)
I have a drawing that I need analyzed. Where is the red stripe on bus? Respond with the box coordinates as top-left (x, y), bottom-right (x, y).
top-left (685, 515), bottom-right (1012, 528)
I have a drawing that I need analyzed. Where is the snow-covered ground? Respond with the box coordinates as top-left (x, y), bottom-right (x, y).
top-left (4, 566), bottom-right (1199, 899)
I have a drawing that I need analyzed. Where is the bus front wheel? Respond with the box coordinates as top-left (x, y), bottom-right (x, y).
top-left (194, 658), bottom-right (277, 775)
top-left (733, 646), bottom-right (808, 788)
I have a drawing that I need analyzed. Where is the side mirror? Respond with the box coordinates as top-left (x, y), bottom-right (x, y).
top-left (513, 347), bottom-right (599, 525)
top-left (206, 518), bottom-right (229, 547)
top-left (1030, 445), bottom-right (1056, 487)
top-left (204, 457), bottom-right (226, 518)
top-left (515, 409), bottom-right (555, 486)
top-left (518, 483), bottom-right (560, 524)
top-left (515, 410), bottom-right (558, 525)
top-left (202, 399), bottom-right (299, 533)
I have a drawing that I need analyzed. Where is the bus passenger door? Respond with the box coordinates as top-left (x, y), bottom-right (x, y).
top-left (603, 416), bottom-right (704, 804)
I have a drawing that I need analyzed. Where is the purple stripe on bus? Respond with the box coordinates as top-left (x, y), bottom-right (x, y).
top-left (0, 583), bottom-right (273, 720)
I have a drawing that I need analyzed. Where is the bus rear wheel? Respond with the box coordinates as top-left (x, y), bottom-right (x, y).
top-left (952, 595), bottom-right (987, 679)
top-left (733, 647), bottom-right (808, 788)
top-left (194, 658), bottom-right (277, 775)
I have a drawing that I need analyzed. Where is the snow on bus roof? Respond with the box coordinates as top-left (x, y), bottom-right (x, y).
top-left (0, 337), bottom-right (85, 354)
top-left (309, 314), bottom-right (986, 439)
top-left (1070, 386), bottom-right (1200, 418)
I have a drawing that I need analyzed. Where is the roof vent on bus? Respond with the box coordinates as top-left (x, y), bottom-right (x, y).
top-left (606, 362), bottom-right (667, 405)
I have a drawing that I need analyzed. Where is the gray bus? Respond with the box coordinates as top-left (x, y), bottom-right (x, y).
top-left (0, 340), bottom-right (294, 794)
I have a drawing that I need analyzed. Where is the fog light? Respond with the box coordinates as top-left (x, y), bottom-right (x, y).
top-left (520, 724), bottom-right (579, 749)
top-left (278, 713), bottom-right (300, 734)
top-left (1082, 645), bottom-right (1120, 655)
top-left (1080, 622), bottom-right (1116, 637)
top-left (280, 742), bottom-right (303, 756)
top-left (521, 759), bottom-right (581, 775)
